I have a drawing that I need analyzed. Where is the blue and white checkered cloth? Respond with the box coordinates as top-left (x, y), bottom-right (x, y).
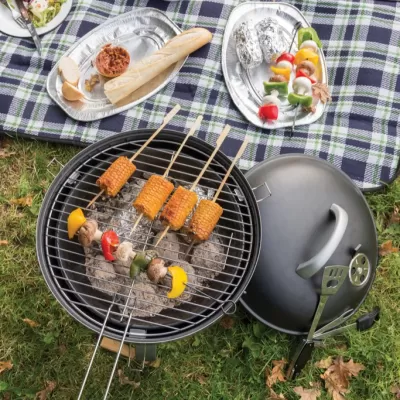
top-left (0, 0), bottom-right (399, 190)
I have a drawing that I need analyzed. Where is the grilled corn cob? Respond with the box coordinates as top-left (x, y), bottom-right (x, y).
top-left (96, 156), bottom-right (136, 197)
top-left (189, 199), bottom-right (223, 241)
top-left (133, 175), bottom-right (174, 220)
top-left (160, 186), bottom-right (198, 230)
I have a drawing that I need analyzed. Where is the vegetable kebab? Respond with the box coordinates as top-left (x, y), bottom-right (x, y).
top-left (288, 27), bottom-right (322, 133)
top-left (67, 209), bottom-right (188, 298)
top-left (259, 52), bottom-right (294, 121)
top-left (189, 138), bottom-right (249, 242)
top-left (155, 125), bottom-right (231, 247)
top-left (131, 115), bottom-right (203, 232)
top-left (88, 104), bottom-right (181, 207)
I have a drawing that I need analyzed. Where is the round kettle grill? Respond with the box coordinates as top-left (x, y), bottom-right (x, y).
top-left (36, 130), bottom-right (261, 344)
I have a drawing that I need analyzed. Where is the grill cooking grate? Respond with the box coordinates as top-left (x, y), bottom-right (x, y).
top-left (42, 135), bottom-right (257, 344)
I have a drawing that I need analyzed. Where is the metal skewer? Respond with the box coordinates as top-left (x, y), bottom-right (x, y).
top-left (131, 115), bottom-right (203, 234)
top-left (155, 125), bottom-right (231, 247)
top-left (88, 104), bottom-right (181, 208)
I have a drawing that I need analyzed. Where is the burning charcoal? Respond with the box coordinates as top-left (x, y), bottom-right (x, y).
top-left (234, 21), bottom-right (263, 69)
top-left (152, 232), bottom-right (185, 262)
top-left (191, 235), bottom-right (226, 281)
top-left (255, 18), bottom-right (288, 63)
top-left (119, 282), bottom-right (164, 318)
top-left (86, 254), bottom-right (127, 295)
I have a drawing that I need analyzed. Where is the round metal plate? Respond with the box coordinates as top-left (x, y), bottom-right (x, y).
top-left (349, 253), bottom-right (371, 287)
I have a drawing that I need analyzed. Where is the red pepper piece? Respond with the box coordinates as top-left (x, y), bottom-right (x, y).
top-left (276, 52), bottom-right (295, 65)
top-left (296, 69), bottom-right (317, 84)
top-left (101, 230), bottom-right (119, 261)
top-left (258, 104), bottom-right (279, 121)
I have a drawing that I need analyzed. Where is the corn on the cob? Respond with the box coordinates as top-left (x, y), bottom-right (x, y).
top-left (96, 156), bottom-right (136, 197)
top-left (133, 175), bottom-right (174, 220)
top-left (189, 199), bottom-right (223, 241)
top-left (160, 186), bottom-right (198, 230)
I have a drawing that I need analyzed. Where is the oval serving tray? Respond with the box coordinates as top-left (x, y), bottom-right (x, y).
top-left (222, 2), bottom-right (328, 130)
top-left (47, 8), bottom-right (185, 122)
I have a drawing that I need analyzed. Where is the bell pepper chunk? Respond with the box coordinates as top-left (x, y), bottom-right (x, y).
top-left (263, 81), bottom-right (288, 96)
top-left (258, 104), bottom-right (279, 121)
top-left (270, 66), bottom-right (291, 81)
top-left (167, 266), bottom-right (188, 299)
top-left (129, 250), bottom-right (158, 278)
top-left (296, 69), bottom-right (317, 84)
top-left (298, 27), bottom-right (322, 49)
top-left (101, 230), bottom-right (119, 261)
top-left (67, 208), bottom-right (86, 239)
top-left (294, 49), bottom-right (319, 66)
top-left (288, 93), bottom-right (313, 107)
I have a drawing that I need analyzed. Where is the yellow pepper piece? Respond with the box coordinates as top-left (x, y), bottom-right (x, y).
top-left (294, 48), bottom-right (319, 66)
top-left (67, 208), bottom-right (86, 239)
top-left (270, 66), bottom-right (291, 81)
top-left (167, 266), bottom-right (188, 299)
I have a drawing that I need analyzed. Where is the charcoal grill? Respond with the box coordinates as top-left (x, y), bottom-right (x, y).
top-left (37, 130), bottom-right (260, 379)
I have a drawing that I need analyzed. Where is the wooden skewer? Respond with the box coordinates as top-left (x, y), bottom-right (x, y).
top-left (87, 104), bottom-right (181, 208)
top-left (212, 138), bottom-right (249, 202)
top-left (155, 125), bottom-right (231, 248)
top-left (130, 115), bottom-right (203, 235)
top-left (129, 104), bottom-right (181, 163)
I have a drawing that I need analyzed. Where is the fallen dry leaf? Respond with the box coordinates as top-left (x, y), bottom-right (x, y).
top-left (220, 316), bottom-right (235, 329)
top-left (320, 357), bottom-right (365, 400)
top-left (0, 149), bottom-right (16, 158)
top-left (35, 381), bottom-right (56, 400)
top-left (391, 385), bottom-right (400, 399)
top-left (148, 358), bottom-right (161, 368)
top-left (315, 356), bottom-right (333, 369)
top-left (0, 361), bottom-right (13, 374)
top-left (117, 369), bottom-right (140, 388)
top-left (389, 207), bottom-right (400, 225)
top-left (0, 240), bottom-right (8, 246)
top-left (267, 388), bottom-right (287, 399)
top-left (313, 83), bottom-right (332, 104)
top-left (9, 195), bottom-right (33, 207)
top-left (197, 375), bottom-right (207, 385)
top-left (266, 359), bottom-right (287, 388)
top-left (23, 318), bottom-right (40, 328)
top-left (294, 386), bottom-right (321, 400)
top-left (59, 343), bottom-right (67, 354)
top-left (3, 392), bottom-right (11, 400)
top-left (379, 240), bottom-right (399, 256)
top-left (309, 381), bottom-right (322, 389)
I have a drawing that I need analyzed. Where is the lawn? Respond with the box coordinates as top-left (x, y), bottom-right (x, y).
top-left (0, 136), bottom-right (399, 400)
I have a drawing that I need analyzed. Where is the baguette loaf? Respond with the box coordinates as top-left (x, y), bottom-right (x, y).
top-left (104, 28), bottom-right (212, 105)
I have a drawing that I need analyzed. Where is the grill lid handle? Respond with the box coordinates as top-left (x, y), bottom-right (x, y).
top-left (296, 204), bottom-right (349, 279)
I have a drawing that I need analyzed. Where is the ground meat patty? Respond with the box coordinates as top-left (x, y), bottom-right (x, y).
top-left (152, 232), bottom-right (184, 262)
top-left (191, 236), bottom-right (226, 280)
top-left (119, 282), bottom-right (164, 318)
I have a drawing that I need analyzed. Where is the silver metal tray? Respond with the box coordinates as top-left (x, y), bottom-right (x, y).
top-left (222, 2), bottom-right (328, 130)
top-left (47, 8), bottom-right (184, 122)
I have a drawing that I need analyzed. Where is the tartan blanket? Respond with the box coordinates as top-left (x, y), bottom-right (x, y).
top-left (0, 0), bottom-right (399, 190)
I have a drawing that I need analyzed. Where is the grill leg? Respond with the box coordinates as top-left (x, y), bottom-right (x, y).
top-left (136, 343), bottom-right (157, 362)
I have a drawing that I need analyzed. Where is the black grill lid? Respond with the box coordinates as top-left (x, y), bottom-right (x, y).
top-left (240, 154), bottom-right (378, 336)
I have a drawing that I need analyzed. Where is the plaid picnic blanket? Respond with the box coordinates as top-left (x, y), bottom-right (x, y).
top-left (0, 0), bottom-right (399, 190)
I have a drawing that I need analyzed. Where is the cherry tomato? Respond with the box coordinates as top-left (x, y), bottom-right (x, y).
top-left (258, 104), bottom-right (279, 121)
top-left (276, 53), bottom-right (295, 65)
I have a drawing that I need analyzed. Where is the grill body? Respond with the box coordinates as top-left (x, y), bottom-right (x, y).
top-left (37, 130), bottom-right (261, 343)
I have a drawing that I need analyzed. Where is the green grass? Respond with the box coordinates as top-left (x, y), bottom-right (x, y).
top-left (0, 137), bottom-right (399, 400)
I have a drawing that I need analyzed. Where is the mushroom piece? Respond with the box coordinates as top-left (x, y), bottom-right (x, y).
top-left (300, 40), bottom-right (318, 52)
top-left (115, 241), bottom-right (136, 264)
top-left (262, 94), bottom-right (281, 107)
top-left (78, 219), bottom-right (103, 247)
top-left (297, 60), bottom-right (316, 76)
top-left (147, 258), bottom-right (168, 283)
top-left (269, 75), bottom-right (287, 83)
top-left (292, 77), bottom-right (312, 95)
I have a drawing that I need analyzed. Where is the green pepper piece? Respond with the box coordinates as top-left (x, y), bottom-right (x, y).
top-left (130, 262), bottom-right (141, 278)
top-left (298, 27), bottom-right (322, 49)
top-left (129, 250), bottom-right (159, 278)
top-left (263, 81), bottom-right (288, 96)
top-left (288, 93), bottom-right (313, 107)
